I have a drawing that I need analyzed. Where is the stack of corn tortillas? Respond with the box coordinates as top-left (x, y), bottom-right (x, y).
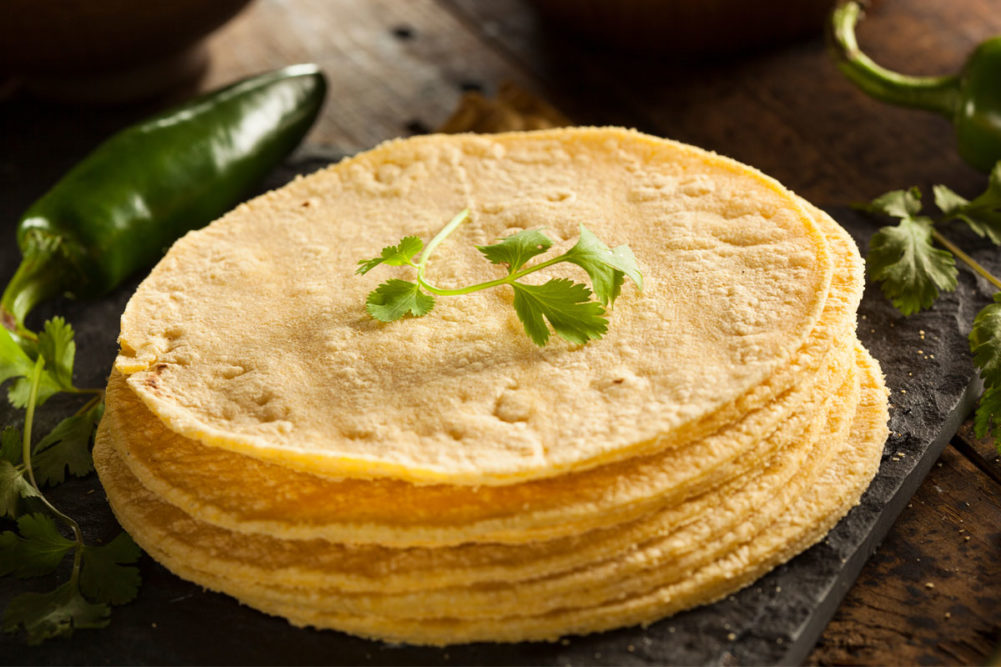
top-left (94, 127), bottom-right (889, 645)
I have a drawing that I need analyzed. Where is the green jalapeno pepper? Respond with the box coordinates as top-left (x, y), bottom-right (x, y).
top-left (831, 1), bottom-right (1001, 173)
top-left (1, 63), bottom-right (327, 338)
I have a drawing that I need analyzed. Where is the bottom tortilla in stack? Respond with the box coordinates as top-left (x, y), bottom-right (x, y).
top-left (94, 127), bottom-right (889, 645)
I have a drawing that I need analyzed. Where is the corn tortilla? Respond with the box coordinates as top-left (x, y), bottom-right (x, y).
top-left (103, 339), bottom-right (850, 547)
top-left (101, 199), bottom-right (861, 546)
top-left (114, 128), bottom-right (835, 485)
top-left (95, 351), bottom-right (847, 597)
top-left (94, 346), bottom-right (884, 644)
top-left (93, 355), bottom-right (854, 618)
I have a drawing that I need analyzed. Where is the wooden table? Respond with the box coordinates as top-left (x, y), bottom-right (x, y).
top-left (3, 0), bottom-right (1000, 663)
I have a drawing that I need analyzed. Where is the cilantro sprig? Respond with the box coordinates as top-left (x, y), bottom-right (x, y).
top-left (863, 163), bottom-right (1001, 444)
top-left (357, 209), bottom-right (642, 346)
top-left (0, 318), bottom-right (141, 645)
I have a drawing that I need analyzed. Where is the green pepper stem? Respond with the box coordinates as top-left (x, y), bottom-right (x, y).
top-left (830, 2), bottom-right (961, 118)
top-left (1, 232), bottom-right (73, 340)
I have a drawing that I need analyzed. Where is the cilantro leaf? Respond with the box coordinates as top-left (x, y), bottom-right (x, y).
top-left (79, 533), bottom-right (142, 606)
top-left (511, 279), bottom-right (608, 346)
top-left (1, 324), bottom-right (63, 409)
top-left (562, 225), bottom-right (643, 306)
top-left (934, 164), bottom-right (1001, 244)
top-left (36, 317), bottom-right (76, 391)
top-left (1, 426), bottom-right (21, 465)
top-left (867, 216), bottom-right (958, 316)
top-left (356, 236), bottom-right (423, 275)
top-left (32, 403), bottom-right (103, 487)
top-left (0, 327), bottom-right (36, 389)
top-left (2, 581), bottom-right (109, 645)
top-left (933, 184), bottom-right (971, 217)
top-left (0, 460), bottom-right (38, 520)
top-left (865, 187), bottom-right (924, 219)
top-left (0, 514), bottom-right (75, 578)
top-left (975, 385), bottom-right (1001, 441)
top-left (477, 229), bottom-right (553, 274)
top-left (7, 373), bottom-right (62, 410)
top-left (970, 294), bottom-right (1001, 444)
top-left (971, 294), bottom-right (1001, 388)
top-left (366, 280), bottom-right (435, 322)
top-left (357, 212), bottom-right (640, 346)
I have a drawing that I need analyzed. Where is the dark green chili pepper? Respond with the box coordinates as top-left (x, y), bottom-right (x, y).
top-left (1, 63), bottom-right (327, 338)
top-left (831, 1), bottom-right (1001, 173)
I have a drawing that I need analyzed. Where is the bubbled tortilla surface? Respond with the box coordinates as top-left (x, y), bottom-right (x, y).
top-left (114, 128), bottom-right (834, 485)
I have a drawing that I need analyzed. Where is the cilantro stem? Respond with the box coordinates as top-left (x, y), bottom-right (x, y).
top-left (931, 227), bottom-right (1001, 291)
top-left (418, 253), bottom-right (570, 296)
top-left (416, 209), bottom-right (470, 276)
top-left (74, 394), bottom-right (103, 418)
top-left (410, 208), bottom-right (578, 296)
top-left (71, 387), bottom-right (105, 399)
top-left (22, 357), bottom-right (45, 493)
top-left (21, 354), bottom-right (86, 557)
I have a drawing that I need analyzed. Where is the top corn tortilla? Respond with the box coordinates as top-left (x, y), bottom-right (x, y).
top-left (115, 127), bottom-right (833, 485)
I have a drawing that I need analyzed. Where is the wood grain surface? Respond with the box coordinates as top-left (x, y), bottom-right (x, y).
top-left (2, 0), bottom-right (1000, 663)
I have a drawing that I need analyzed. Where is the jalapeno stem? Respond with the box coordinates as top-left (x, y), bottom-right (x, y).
top-left (1, 232), bottom-right (73, 340)
top-left (830, 2), bottom-right (961, 118)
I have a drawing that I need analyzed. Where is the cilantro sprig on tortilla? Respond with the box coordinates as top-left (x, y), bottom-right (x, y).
top-left (357, 209), bottom-right (643, 346)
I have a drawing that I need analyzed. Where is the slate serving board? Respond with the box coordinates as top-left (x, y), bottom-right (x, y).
top-left (0, 148), bottom-right (991, 666)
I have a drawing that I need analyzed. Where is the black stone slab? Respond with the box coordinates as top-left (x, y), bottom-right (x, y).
top-left (0, 148), bottom-right (992, 665)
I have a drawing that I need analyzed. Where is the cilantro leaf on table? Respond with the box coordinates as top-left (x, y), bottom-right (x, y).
top-left (0, 514), bottom-right (76, 578)
top-left (7, 374), bottom-right (63, 411)
top-left (365, 279), bottom-right (435, 322)
top-left (356, 236), bottom-right (424, 275)
top-left (971, 294), bottom-right (1001, 440)
top-left (0, 462), bottom-right (39, 520)
top-left (0, 312), bottom-right (135, 645)
top-left (79, 533), bottom-right (142, 606)
top-left (1, 326), bottom-right (64, 409)
top-left (358, 211), bottom-right (641, 346)
top-left (35, 317), bottom-right (76, 391)
top-left (866, 187), bottom-right (924, 219)
top-left (867, 216), bottom-right (958, 316)
top-left (512, 279), bottom-right (608, 346)
top-left (477, 229), bottom-right (553, 273)
top-left (2, 581), bottom-right (110, 646)
top-left (971, 293), bottom-right (1001, 387)
top-left (0, 427), bottom-right (39, 519)
top-left (863, 188), bottom-right (958, 316)
top-left (860, 169), bottom-right (1001, 452)
top-left (1, 426), bottom-right (21, 464)
top-left (32, 403), bottom-right (103, 486)
top-left (934, 163), bottom-right (1001, 244)
top-left (975, 385), bottom-right (1001, 441)
top-left (0, 327), bottom-right (35, 387)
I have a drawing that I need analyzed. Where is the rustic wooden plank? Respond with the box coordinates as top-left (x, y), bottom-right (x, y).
top-left (955, 422), bottom-right (1001, 487)
top-left (806, 444), bottom-right (1001, 665)
top-left (200, 0), bottom-right (543, 152)
top-left (441, 0), bottom-right (997, 204)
